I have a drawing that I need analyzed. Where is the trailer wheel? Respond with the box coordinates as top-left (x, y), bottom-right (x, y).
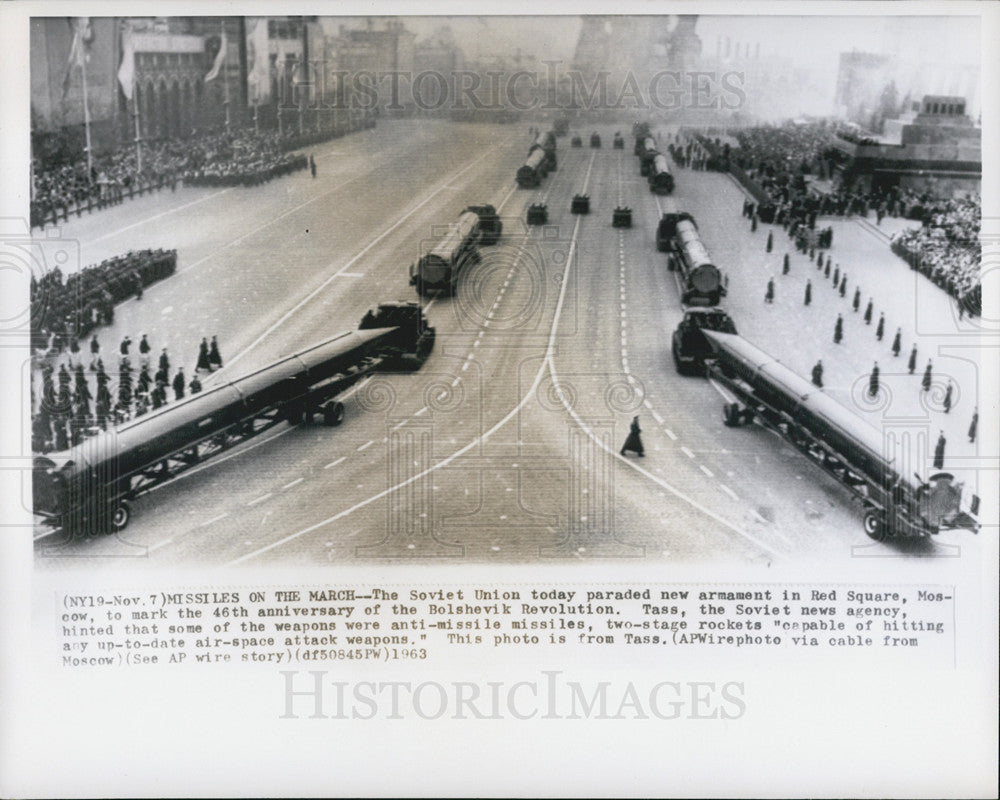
top-left (323, 401), bottom-right (345, 427)
top-left (723, 402), bottom-right (742, 427)
top-left (863, 509), bottom-right (887, 541)
top-left (110, 500), bottom-right (131, 533)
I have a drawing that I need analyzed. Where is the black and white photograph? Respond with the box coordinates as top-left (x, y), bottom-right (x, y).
top-left (1, 1), bottom-right (997, 796)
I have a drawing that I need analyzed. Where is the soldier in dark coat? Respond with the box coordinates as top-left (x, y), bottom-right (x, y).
top-left (908, 345), bottom-right (918, 375)
top-left (876, 313), bottom-right (885, 341)
top-left (922, 359), bottom-right (933, 392)
top-left (138, 334), bottom-right (151, 366)
top-left (196, 338), bottom-right (211, 372)
top-left (620, 416), bottom-right (645, 457)
top-left (804, 280), bottom-right (812, 306)
top-left (811, 360), bottom-right (824, 388)
top-left (864, 300), bottom-right (873, 325)
top-left (189, 374), bottom-right (203, 394)
top-left (766, 231), bottom-right (773, 252)
top-left (172, 368), bottom-right (186, 401)
top-left (137, 364), bottom-right (151, 396)
top-left (933, 431), bottom-right (946, 470)
top-left (943, 381), bottom-right (953, 414)
top-left (891, 328), bottom-right (902, 357)
top-left (151, 381), bottom-right (167, 410)
top-left (832, 265), bottom-right (839, 286)
top-left (764, 277), bottom-right (775, 304)
top-left (834, 314), bottom-right (843, 344)
top-left (868, 362), bottom-right (880, 397)
top-left (209, 336), bottom-right (223, 369)
top-left (310, 155), bottom-right (317, 178)
top-left (159, 347), bottom-right (170, 374)
top-left (969, 409), bottom-right (978, 443)
top-left (839, 274), bottom-right (847, 297)
top-left (824, 259), bottom-right (831, 279)
top-left (853, 287), bottom-right (861, 312)
top-left (782, 252), bottom-right (790, 274)
top-left (751, 214), bottom-right (758, 233)
top-left (120, 335), bottom-right (132, 356)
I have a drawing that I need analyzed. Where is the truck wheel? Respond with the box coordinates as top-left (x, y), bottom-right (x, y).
top-left (723, 402), bottom-right (740, 427)
top-left (323, 401), bottom-right (345, 427)
top-left (110, 500), bottom-right (131, 533)
top-left (863, 509), bottom-right (887, 541)
top-left (672, 349), bottom-right (685, 375)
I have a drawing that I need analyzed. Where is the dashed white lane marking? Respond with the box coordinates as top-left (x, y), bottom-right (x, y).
top-left (720, 484), bottom-right (739, 501)
top-left (199, 512), bottom-right (229, 527)
top-left (651, 410), bottom-right (664, 425)
top-left (282, 477), bottom-right (304, 490)
top-left (462, 362), bottom-right (470, 371)
top-left (148, 538), bottom-right (175, 552)
top-left (357, 440), bottom-right (374, 451)
top-left (643, 399), bottom-right (653, 409)
top-left (414, 406), bottom-right (427, 416)
top-left (323, 456), bottom-right (346, 469)
top-left (247, 492), bottom-right (273, 506)
top-left (473, 340), bottom-right (480, 348)
top-left (699, 464), bottom-right (714, 478)
top-left (335, 272), bottom-right (364, 278)
top-left (451, 377), bottom-right (461, 387)
top-left (680, 446), bottom-right (696, 459)
top-left (664, 428), bottom-right (677, 441)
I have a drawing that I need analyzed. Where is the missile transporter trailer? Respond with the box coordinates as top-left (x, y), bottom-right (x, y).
top-left (33, 303), bottom-right (435, 537)
top-left (703, 330), bottom-right (980, 542)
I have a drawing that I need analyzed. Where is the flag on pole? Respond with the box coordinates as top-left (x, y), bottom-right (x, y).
top-left (117, 20), bottom-right (135, 101)
top-left (62, 17), bottom-right (92, 99)
top-left (204, 29), bottom-right (227, 82)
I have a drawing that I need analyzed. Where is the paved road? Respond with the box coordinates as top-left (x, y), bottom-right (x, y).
top-left (35, 121), bottom-right (986, 568)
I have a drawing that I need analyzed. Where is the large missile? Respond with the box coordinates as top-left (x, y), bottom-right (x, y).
top-left (703, 330), bottom-right (979, 536)
top-left (33, 326), bottom-right (398, 527)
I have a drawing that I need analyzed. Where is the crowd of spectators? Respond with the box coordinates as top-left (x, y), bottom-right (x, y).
top-left (685, 121), bottom-right (982, 312)
top-left (891, 197), bottom-right (982, 315)
top-left (32, 325), bottom-right (223, 454)
top-left (30, 117), bottom-right (375, 228)
top-left (30, 249), bottom-right (177, 353)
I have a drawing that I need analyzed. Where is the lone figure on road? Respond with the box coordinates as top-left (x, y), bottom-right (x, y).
top-left (943, 381), bottom-right (953, 414)
top-left (620, 416), bottom-right (645, 457)
top-left (868, 362), bottom-right (880, 397)
top-left (891, 328), bottom-right (902, 357)
top-left (876, 313), bottom-right (885, 341)
top-left (811, 360), bottom-right (824, 388)
top-left (834, 314), bottom-right (844, 344)
top-left (908, 345), bottom-right (918, 375)
top-left (922, 359), bottom-right (933, 392)
top-left (853, 287), bottom-right (861, 312)
top-left (765, 277), bottom-right (775, 304)
top-left (782, 253), bottom-right (790, 274)
top-left (864, 299), bottom-right (873, 325)
top-left (804, 280), bottom-right (812, 306)
top-left (310, 155), bottom-right (317, 178)
top-left (933, 431), bottom-right (946, 470)
top-left (969, 409), bottom-right (978, 443)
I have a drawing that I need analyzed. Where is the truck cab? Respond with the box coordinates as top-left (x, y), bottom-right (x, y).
top-left (672, 307), bottom-right (737, 375)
